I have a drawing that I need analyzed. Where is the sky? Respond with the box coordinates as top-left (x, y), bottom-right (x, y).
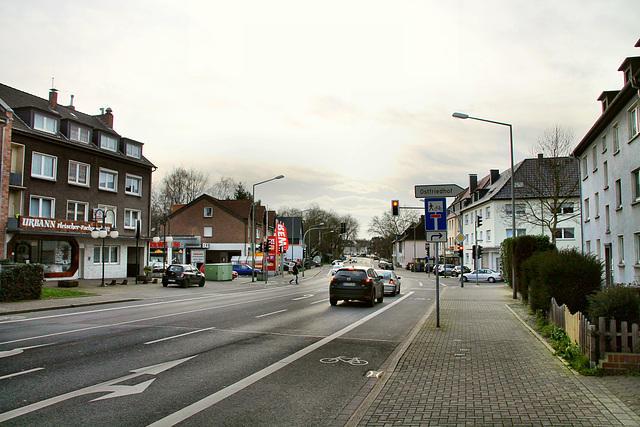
top-left (1, 0), bottom-right (639, 238)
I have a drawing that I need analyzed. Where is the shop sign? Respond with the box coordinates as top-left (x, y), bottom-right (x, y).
top-left (276, 223), bottom-right (289, 252)
top-left (149, 241), bottom-right (181, 248)
top-left (19, 216), bottom-right (110, 233)
top-left (190, 249), bottom-right (205, 264)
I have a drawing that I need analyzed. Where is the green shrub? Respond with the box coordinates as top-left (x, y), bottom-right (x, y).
top-left (587, 286), bottom-right (640, 325)
top-left (0, 263), bottom-right (45, 302)
top-left (527, 248), bottom-right (602, 315)
top-left (501, 235), bottom-right (555, 300)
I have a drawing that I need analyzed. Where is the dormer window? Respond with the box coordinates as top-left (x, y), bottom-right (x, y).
top-left (100, 133), bottom-right (118, 151)
top-left (70, 123), bottom-right (90, 143)
top-left (34, 112), bottom-right (58, 134)
top-left (125, 142), bottom-right (141, 159)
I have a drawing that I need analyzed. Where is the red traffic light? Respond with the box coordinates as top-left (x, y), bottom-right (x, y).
top-left (391, 200), bottom-right (399, 216)
top-left (458, 245), bottom-right (463, 251)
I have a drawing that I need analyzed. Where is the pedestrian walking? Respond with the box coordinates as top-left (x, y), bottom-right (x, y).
top-left (289, 263), bottom-right (299, 284)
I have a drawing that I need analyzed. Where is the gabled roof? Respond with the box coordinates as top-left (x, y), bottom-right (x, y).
top-left (168, 194), bottom-right (248, 223)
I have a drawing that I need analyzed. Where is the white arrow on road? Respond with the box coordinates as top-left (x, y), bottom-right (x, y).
top-left (0, 343), bottom-right (55, 359)
top-left (0, 356), bottom-right (196, 423)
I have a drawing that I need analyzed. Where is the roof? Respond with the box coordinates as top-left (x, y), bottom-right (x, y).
top-left (0, 82), bottom-right (155, 168)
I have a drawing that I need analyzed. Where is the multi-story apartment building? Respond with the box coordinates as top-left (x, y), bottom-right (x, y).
top-left (0, 98), bottom-right (13, 259)
top-left (0, 83), bottom-right (155, 280)
top-left (572, 40), bottom-right (640, 286)
top-left (448, 156), bottom-right (581, 272)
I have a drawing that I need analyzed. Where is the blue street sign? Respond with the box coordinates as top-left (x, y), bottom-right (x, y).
top-left (424, 198), bottom-right (447, 231)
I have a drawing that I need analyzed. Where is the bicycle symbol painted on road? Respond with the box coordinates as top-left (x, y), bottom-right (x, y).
top-left (319, 356), bottom-right (369, 366)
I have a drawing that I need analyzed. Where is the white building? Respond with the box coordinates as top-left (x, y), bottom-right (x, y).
top-left (572, 40), bottom-right (640, 286)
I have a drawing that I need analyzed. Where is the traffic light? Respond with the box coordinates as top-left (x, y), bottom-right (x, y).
top-left (257, 243), bottom-right (263, 252)
top-left (477, 215), bottom-right (483, 227)
top-left (341, 222), bottom-right (346, 234)
top-left (264, 241), bottom-right (271, 252)
top-left (472, 245), bottom-right (476, 258)
top-left (458, 245), bottom-right (463, 258)
top-left (391, 200), bottom-right (399, 216)
top-left (477, 245), bottom-right (483, 257)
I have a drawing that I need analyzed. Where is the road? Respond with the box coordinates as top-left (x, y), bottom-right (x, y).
top-left (0, 259), bottom-right (448, 426)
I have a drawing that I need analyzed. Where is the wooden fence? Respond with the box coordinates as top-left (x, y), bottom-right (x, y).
top-left (549, 298), bottom-right (640, 365)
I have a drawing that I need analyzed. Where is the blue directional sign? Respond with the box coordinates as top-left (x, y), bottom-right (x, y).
top-left (424, 198), bottom-right (447, 231)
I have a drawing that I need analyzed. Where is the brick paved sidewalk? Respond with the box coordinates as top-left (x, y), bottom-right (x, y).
top-left (348, 284), bottom-right (640, 426)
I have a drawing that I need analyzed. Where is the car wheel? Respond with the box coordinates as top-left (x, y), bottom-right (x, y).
top-left (452, 272), bottom-right (457, 277)
top-left (488, 277), bottom-right (496, 283)
top-left (330, 297), bottom-right (338, 306)
top-left (199, 278), bottom-right (205, 287)
top-left (162, 281), bottom-right (168, 287)
top-left (182, 279), bottom-right (190, 288)
top-left (377, 291), bottom-right (384, 304)
top-left (367, 290), bottom-right (375, 307)
top-left (462, 276), bottom-right (468, 282)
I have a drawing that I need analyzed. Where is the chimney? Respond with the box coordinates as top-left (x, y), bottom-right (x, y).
top-left (48, 88), bottom-right (58, 109)
top-left (469, 174), bottom-right (477, 193)
top-left (96, 107), bottom-right (114, 128)
top-left (68, 94), bottom-right (75, 110)
top-left (490, 169), bottom-right (500, 184)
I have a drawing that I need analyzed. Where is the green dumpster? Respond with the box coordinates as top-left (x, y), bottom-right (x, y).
top-left (203, 263), bottom-right (233, 281)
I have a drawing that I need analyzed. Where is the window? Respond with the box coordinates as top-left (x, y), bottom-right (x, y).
top-left (124, 209), bottom-right (141, 229)
top-left (635, 233), bottom-right (640, 264)
top-left (99, 169), bottom-right (118, 192)
top-left (582, 156), bottom-right (588, 179)
top-left (629, 103), bottom-right (639, 139)
top-left (125, 143), bottom-right (141, 158)
top-left (615, 179), bottom-right (622, 209)
top-left (93, 246), bottom-right (119, 264)
top-left (618, 235), bottom-right (625, 264)
top-left (204, 226), bottom-right (213, 237)
top-left (632, 168), bottom-right (640, 202)
top-left (30, 196), bottom-right (54, 218)
top-left (506, 229), bottom-right (526, 238)
top-left (584, 198), bottom-right (590, 221)
top-left (485, 206), bottom-right (491, 219)
top-left (603, 161), bottom-right (609, 189)
top-left (125, 174), bottom-right (141, 196)
top-left (601, 134), bottom-right (607, 153)
top-left (555, 228), bottom-right (575, 240)
top-left (67, 201), bottom-right (88, 221)
top-left (594, 193), bottom-right (600, 218)
top-left (97, 205), bottom-right (116, 227)
top-left (613, 123), bottom-right (620, 152)
top-left (69, 123), bottom-right (90, 143)
top-left (464, 214), bottom-right (469, 225)
top-left (33, 112), bottom-right (57, 133)
top-left (605, 205), bottom-right (610, 233)
top-left (68, 161), bottom-right (89, 186)
top-left (503, 204), bottom-right (526, 216)
top-left (204, 207), bottom-right (213, 217)
top-left (586, 240), bottom-right (591, 254)
top-left (100, 134), bottom-right (118, 151)
top-left (592, 146), bottom-right (598, 172)
top-left (31, 152), bottom-right (57, 180)
top-left (479, 231), bottom-right (483, 241)
top-left (486, 230), bottom-right (491, 242)
top-left (560, 203), bottom-right (574, 214)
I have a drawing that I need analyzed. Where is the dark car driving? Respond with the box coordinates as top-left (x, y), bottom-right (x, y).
top-left (329, 266), bottom-right (384, 307)
top-left (162, 264), bottom-right (206, 288)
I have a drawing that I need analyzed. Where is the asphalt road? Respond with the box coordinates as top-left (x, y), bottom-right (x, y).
top-left (0, 260), bottom-right (446, 426)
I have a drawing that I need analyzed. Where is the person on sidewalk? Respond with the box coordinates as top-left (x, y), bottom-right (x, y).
top-left (289, 263), bottom-right (299, 284)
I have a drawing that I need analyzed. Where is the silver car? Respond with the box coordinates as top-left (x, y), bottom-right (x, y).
top-left (462, 269), bottom-right (503, 283)
top-left (375, 269), bottom-right (401, 296)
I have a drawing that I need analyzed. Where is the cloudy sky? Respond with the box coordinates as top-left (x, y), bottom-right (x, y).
top-left (1, 0), bottom-right (638, 237)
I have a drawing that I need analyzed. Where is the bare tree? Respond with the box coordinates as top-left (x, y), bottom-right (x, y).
top-left (152, 166), bottom-right (209, 225)
top-left (368, 209), bottom-right (420, 258)
top-left (209, 176), bottom-right (239, 200)
top-left (517, 126), bottom-right (581, 243)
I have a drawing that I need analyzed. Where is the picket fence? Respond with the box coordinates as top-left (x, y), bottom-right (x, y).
top-left (548, 298), bottom-right (640, 365)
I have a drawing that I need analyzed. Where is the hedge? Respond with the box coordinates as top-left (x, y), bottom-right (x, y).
top-left (0, 263), bottom-right (45, 302)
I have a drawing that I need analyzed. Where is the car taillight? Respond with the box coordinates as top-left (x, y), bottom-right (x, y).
top-left (365, 278), bottom-right (371, 283)
top-left (389, 279), bottom-right (394, 284)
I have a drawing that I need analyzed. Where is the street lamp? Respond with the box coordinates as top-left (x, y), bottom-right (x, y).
top-left (152, 218), bottom-right (172, 273)
top-left (452, 111), bottom-right (517, 298)
top-left (91, 208), bottom-right (119, 287)
top-left (302, 223), bottom-right (324, 277)
top-left (252, 175), bottom-right (285, 282)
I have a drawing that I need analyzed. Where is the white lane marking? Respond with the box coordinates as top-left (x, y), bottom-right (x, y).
top-left (0, 294), bottom-right (291, 346)
top-left (291, 294), bottom-right (314, 301)
top-left (419, 282), bottom-right (424, 286)
top-left (255, 309), bottom-right (287, 318)
top-left (144, 327), bottom-right (216, 345)
top-left (0, 356), bottom-right (195, 423)
top-left (147, 291), bottom-right (415, 427)
top-left (0, 368), bottom-right (44, 380)
top-left (310, 299), bottom-right (328, 305)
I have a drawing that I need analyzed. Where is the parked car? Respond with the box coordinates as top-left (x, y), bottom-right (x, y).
top-left (329, 267), bottom-right (384, 307)
top-left (425, 263), bottom-right (436, 273)
top-left (233, 263), bottom-right (260, 276)
top-left (375, 269), bottom-right (402, 296)
top-left (330, 263), bottom-right (345, 275)
top-left (436, 264), bottom-right (456, 276)
top-left (378, 261), bottom-right (394, 270)
top-left (462, 269), bottom-right (503, 283)
top-left (150, 261), bottom-right (167, 273)
top-left (162, 264), bottom-right (205, 288)
top-left (452, 265), bottom-right (471, 277)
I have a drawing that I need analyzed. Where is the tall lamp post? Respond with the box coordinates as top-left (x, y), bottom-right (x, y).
top-left (252, 175), bottom-right (285, 282)
top-left (452, 112), bottom-right (517, 299)
top-left (152, 218), bottom-right (172, 272)
top-left (91, 208), bottom-right (119, 287)
top-left (301, 223), bottom-right (324, 277)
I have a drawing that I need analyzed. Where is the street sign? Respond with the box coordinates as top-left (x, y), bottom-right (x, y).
top-left (426, 231), bottom-right (446, 242)
top-left (424, 198), bottom-right (447, 231)
top-left (415, 184), bottom-right (463, 198)
top-left (456, 233), bottom-right (465, 243)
